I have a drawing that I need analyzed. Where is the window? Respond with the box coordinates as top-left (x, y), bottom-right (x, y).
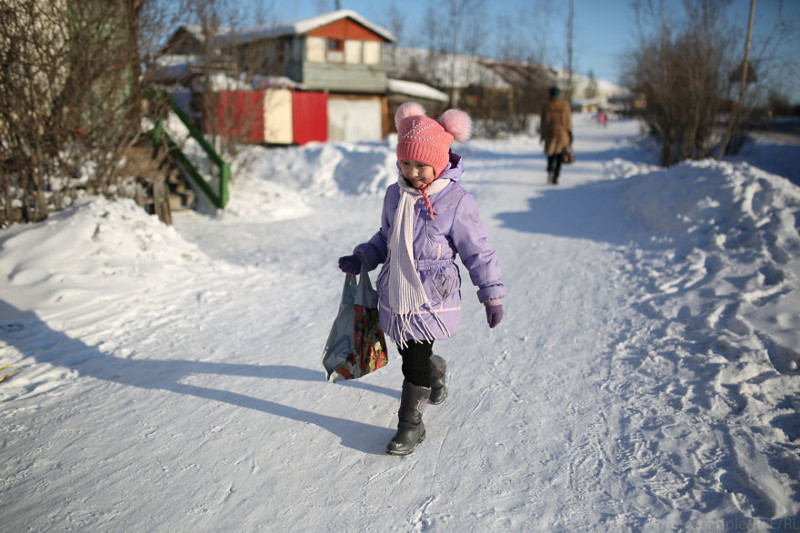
top-left (327, 38), bottom-right (344, 63)
top-left (306, 36), bottom-right (325, 62)
top-left (291, 38), bottom-right (302, 62)
top-left (305, 36), bottom-right (380, 65)
top-left (344, 40), bottom-right (361, 64)
top-left (363, 41), bottom-right (381, 65)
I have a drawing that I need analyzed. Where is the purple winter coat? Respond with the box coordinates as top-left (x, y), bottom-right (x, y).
top-left (353, 152), bottom-right (505, 344)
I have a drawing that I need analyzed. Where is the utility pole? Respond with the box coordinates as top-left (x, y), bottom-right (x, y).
top-left (566, 0), bottom-right (574, 99)
top-left (717, 0), bottom-right (755, 160)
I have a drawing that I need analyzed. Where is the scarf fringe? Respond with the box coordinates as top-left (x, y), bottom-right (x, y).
top-left (390, 306), bottom-right (451, 350)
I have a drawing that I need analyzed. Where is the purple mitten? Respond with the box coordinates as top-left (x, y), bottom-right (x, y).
top-left (485, 304), bottom-right (504, 328)
top-left (338, 254), bottom-right (362, 275)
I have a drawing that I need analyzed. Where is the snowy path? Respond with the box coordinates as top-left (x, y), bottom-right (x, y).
top-left (2, 118), bottom-right (799, 531)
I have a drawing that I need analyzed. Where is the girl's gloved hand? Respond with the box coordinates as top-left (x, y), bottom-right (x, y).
top-left (338, 254), bottom-right (362, 275)
top-left (485, 303), bottom-right (504, 328)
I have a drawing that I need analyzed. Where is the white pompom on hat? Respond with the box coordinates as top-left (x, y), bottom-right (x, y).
top-left (395, 102), bottom-right (473, 178)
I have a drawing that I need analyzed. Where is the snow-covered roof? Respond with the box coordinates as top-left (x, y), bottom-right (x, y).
top-left (547, 66), bottom-right (628, 96)
top-left (387, 47), bottom-right (630, 101)
top-left (151, 54), bottom-right (302, 90)
top-left (387, 48), bottom-right (512, 90)
top-left (152, 54), bottom-right (204, 82)
top-left (202, 73), bottom-right (251, 91)
top-left (387, 79), bottom-right (448, 102)
top-left (252, 75), bottom-right (301, 90)
top-left (213, 10), bottom-right (396, 48)
top-left (180, 25), bottom-right (206, 42)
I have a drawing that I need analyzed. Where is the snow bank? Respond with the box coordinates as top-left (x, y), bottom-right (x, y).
top-left (0, 197), bottom-right (248, 402)
top-left (1, 197), bottom-right (208, 316)
top-left (162, 108), bottom-right (398, 220)
top-left (607, 157), bottom-right (800, 519)
top-left (615, 158), bottom-right (800, 370)
top-left (234, 141), bottom-right (397, 199)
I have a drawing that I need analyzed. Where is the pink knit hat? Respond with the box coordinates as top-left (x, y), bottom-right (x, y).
top-left (395, 102), bottom-right (472, 178)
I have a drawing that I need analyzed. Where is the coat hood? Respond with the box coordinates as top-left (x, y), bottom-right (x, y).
top-left (439, 151), bottom-right (464, 184)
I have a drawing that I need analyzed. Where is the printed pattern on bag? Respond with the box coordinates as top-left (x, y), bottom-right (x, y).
top-left (335, 305), bottom-right (388, 380)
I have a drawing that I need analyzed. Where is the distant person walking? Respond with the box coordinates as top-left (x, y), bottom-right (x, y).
top-left (597, 109), bottom-right (608, 128)
top-left (539, 86), bottom-right (573, 185)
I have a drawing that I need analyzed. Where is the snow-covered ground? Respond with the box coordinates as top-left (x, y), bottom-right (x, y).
top-left (2, 116), bottom-right (799, 532)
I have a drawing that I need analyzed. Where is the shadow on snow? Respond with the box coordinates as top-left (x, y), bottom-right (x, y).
top-left (0, 300), bottom-right (396, 455)
top-left (493, 177), bottom-right (637, 246)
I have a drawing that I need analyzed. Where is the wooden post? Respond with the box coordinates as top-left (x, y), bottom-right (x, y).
top-left (717, 0), bottom-right (756, 160)
top-left (152, 177), bottom-right (172, 226)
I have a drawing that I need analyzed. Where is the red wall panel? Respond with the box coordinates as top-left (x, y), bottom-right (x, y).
top-left (292, 92), bottom-right (328, 145)
top-left (215, 91), bottom-right (264, 143)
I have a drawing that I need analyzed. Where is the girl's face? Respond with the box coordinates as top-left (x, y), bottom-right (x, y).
top-left (400, 159), bottom-right (436, 188)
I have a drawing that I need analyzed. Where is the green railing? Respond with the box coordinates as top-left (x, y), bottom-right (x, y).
top-left (151, 94), bottom-right (230, 209)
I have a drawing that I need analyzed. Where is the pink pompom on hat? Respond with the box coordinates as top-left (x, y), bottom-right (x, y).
top-left (395, 102), bottom-right (473, 178)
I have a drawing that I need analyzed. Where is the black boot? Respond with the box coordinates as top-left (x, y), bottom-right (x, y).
top-left (429, 355), bottom-right (447, 405)
top-left (386, 381), bottom-right (431, 456)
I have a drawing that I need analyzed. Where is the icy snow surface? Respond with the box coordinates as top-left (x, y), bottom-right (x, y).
top-left (2, 116), bottom-right (799, 532)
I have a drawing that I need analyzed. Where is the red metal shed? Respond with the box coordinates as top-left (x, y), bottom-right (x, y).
top-left (292, 91), bottom-right (328, 145)
top-left (215, 91), bottom-right (265, 144)
top-left (213, 89), bottom-right (328, 145)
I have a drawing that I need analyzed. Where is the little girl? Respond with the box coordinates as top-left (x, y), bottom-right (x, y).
top-left (338, 102), bottom-right (505, 456)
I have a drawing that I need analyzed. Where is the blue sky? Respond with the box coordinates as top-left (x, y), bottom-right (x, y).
top-left (217, 0), bottom-right (800, 102)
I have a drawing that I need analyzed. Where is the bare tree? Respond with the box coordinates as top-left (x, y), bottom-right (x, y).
top-left (766, 90), bottom-right (793, 116)
top-left (495, 1), bottom-right (557, 68)
top-left (717, 0), bottom-right (755, 160)
top-left (622, 0), bottom-right (736, 165)
top-left (435, 0), bottom-right (484, 107)
top-left (0, 0), bottom-right (181, 224)
top-left (584, 70), bottom-right (599, 100)
top-left (623, 0), bottom-right (797, 166)
top-left (383, 1), bottom-right (404, 67)
top-left (534, 2), bottom-right (557, 67)
top-left (460, 2), bottom-right (487, 105)
top-left (169, 0), bottom-right (284, 156)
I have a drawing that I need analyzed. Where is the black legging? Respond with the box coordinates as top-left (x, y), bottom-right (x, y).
top-left (547, 153), bottom-right (563, 182)
top-left (398, 340), bottom-right (434, 387)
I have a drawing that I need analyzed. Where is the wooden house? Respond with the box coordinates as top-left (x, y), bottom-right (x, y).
top-left (160, 10), bottom-right (397, 143)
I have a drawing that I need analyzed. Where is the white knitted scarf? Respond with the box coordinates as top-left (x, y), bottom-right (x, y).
top-left (388, 175), bottom-right (450, 347)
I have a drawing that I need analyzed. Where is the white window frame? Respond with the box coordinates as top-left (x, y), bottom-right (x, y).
top-left (344, 40), bottom-right (362, 64)
top-left (363, 41), bottom-right (381, 65)
top-left (306, 36), bottom-right (326, 63)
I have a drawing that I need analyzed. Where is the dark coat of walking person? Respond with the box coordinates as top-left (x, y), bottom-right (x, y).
top-left (539, 86), bottom-right (573, 185)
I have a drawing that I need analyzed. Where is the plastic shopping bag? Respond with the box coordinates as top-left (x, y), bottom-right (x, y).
top-left (322, 264), bottom-right (388, 381)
